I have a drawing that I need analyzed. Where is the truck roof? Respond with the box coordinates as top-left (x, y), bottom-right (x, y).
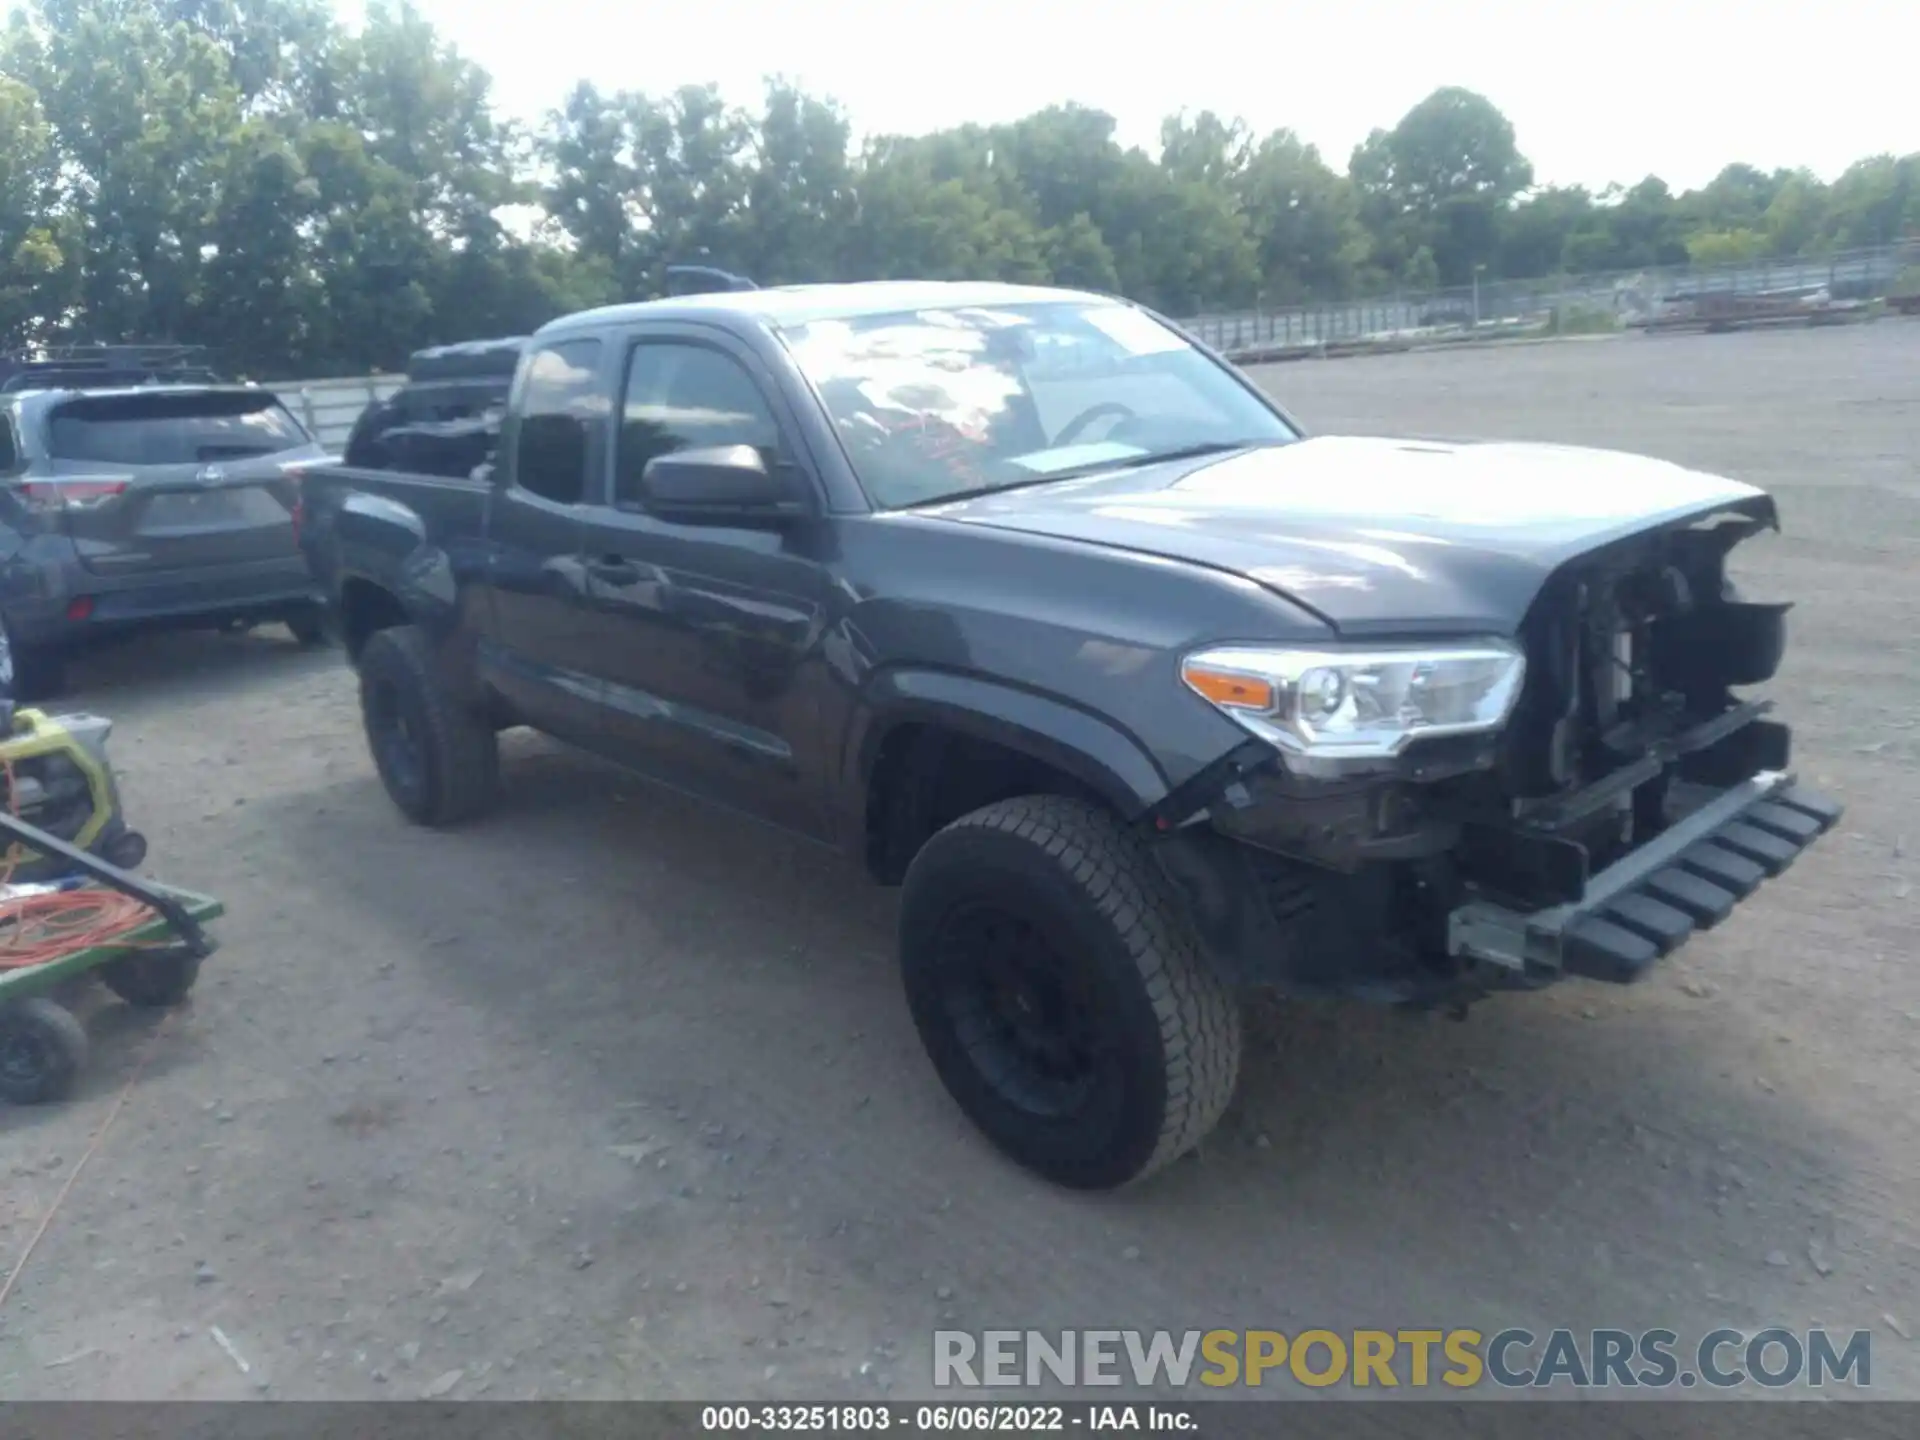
top-left (536, 280), bottom-right (1120, 339)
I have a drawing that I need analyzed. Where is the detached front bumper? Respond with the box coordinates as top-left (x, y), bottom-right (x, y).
top-left (1448, 771), bottom-right (1843, 984)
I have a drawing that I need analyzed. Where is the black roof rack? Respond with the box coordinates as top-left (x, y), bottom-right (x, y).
top-left (0, 343), bottom-right (226, 393)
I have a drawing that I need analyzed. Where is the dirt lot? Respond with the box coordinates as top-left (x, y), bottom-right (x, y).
top-left (1, 322), bottom-right (1916, 1404)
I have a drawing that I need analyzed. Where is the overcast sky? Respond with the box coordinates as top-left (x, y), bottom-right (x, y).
top-left (357, 0), bottom-right (1914, 193)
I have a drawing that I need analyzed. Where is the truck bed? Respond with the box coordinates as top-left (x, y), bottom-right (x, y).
top-left (296, 460), bottom-right (493, 628)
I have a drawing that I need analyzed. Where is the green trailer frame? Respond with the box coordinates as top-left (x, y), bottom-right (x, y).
top-left (0, 884), bottom-right (224, 1104)
top-left (0, 883), bottom-right (223, 1000)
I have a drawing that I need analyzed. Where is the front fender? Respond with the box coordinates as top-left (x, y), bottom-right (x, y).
top-left (848, 666), bottom-right (1171, 822)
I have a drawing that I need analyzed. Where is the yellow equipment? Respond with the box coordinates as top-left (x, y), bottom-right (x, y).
top-left (0, 705), bottom-right (147, 885)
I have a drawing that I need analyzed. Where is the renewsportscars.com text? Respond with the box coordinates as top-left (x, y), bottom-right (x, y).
top-left (933, 1327), bottom-right (1873, 1391)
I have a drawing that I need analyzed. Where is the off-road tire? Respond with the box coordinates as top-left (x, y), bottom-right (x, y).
top-left (899, 795), bottom-right (1242, 1190)
top-left (0, 998), bottom-right (89, 1105)
top-left (358, 624), bottom-right (499, 827)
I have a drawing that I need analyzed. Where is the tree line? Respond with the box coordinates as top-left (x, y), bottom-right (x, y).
top-left (1, 0), bottom-right (1915, 378)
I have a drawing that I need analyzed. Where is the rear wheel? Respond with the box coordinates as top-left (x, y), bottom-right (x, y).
top-left (358, 624), bottom-right (499, 827)
top-left (899, 795), bottom-right (1242, 1190)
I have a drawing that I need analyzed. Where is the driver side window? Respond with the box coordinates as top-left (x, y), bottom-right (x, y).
top-left (614, 343), bottom-right (784, 510)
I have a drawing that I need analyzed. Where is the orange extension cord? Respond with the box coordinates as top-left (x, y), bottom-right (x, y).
top-left (0, 753), bottom-right (157, 970)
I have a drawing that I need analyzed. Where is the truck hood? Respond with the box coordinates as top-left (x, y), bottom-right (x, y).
top-left (920, 435), bottom-right (1775, 636)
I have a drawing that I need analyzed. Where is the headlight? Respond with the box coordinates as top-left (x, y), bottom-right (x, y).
top-left (1180, 639), bottom-right (1526, 762)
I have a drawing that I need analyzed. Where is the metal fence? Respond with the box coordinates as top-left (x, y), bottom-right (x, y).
top-left (1176, 241), bottom-right (1920, 357)
top-left (273, 373), bottom-right (404, 451)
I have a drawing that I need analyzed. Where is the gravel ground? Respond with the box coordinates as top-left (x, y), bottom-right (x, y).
top-left (1, 321), bottom-right (1916, 1404)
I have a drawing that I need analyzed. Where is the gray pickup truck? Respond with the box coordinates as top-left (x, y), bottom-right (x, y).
top-left (296, 280), bottom-right (1840, 1190)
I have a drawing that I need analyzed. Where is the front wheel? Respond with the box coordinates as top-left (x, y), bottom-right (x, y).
top-left (357, 625), bottom-right (499, 827)
top-left (0, 998), bottom-right (89, 1105)
top-left (899, 795), bottom-right (1243, 1190)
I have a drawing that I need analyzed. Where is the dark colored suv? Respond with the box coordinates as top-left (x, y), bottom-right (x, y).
top-left (0, 347), bottom-right (330, 695)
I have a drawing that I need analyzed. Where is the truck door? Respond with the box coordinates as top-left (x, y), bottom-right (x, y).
top-left (569, 327), bottom-right (832, 840)
top-left (480, 336), bottom-right (615, 752)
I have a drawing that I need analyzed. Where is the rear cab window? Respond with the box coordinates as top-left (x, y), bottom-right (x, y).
top-left (509, 339), bottom-right (607, 505)
top-left (45, 391), bottom-right (313, 466)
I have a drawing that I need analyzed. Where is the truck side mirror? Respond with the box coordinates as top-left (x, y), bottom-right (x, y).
top-left (638, 445), bottom-right (810, 527)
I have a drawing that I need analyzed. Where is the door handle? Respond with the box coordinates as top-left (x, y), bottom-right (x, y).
top-left (587, 555), bottom-right (642, 586)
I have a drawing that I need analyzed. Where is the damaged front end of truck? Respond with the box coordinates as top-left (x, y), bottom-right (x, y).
top-left (1150, 491), bottom-right (1843, 1009)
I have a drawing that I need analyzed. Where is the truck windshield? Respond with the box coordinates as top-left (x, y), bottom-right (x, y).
top-left (777, 301), bottom-right (1297, 508)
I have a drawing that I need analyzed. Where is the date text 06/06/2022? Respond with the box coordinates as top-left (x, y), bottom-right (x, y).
top-left (699, 1403), bottom-right (1197, 1433)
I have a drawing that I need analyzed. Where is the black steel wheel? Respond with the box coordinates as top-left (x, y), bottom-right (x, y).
top-left (929, 905), bottom-right (1108, 1121)
top-left (899, 795), bottom-right (1242, 1190)
top-left (363, 662), bottom-right (428, 809)
top-left (0, 998), bottom-right (89, 1105)
top-left (102, 947), bottom-right (202, 1008)
top-left (357, 625), bottom-right (499, 827)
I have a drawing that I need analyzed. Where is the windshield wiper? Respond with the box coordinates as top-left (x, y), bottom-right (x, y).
top-left (897, 440), bottom-right (1270, 510)
top-left (1032, 438), bottom-right (1268, 484)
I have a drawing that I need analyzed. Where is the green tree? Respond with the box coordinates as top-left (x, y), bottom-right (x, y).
top-left (1159, 110), bottom-right (1252, 191)
top-left (4, 0), bottom-right (247, 342)
top-left (992, 105), bottom-right (1127, 232)
top-left (1683, 163), bottom-right (1777, 230)
top-left (1039, 212), bottom-right (1119, 293)
top-left (1686, 228), bottom-right (1768, 265)
top-left (621, 84), bottom-right (755, 286)
top-left (1237, 130), bottom-right (1367, 301)
top-left (1561, 177), bottom-right (1690, 272)
top-left (342, 1), bottom-right (523, 241)
top-left (1401, 244), bottom-right (1439, 292)
top-left (540, 82), bottom-right (644, 289)
top-left (294, 120), bottom-right (439, 370)
top-left (0, 75), bottom-right (71, 344)
top-left (844, 144), bottom-right (1044, 283)
top-left (154, 0), bottom-right (339, 111)
top-left (1351, 87), bottom-right (1532, 285)
top-left (3, 0), bottom-right (1916, 379)
top-left (198, 119), bottom-right (323, 373)
top-left (738, 79), bottom-right (856, 286)
top-left (1819, 154), bottom-right (1917, 249)
top-left (1499, 185), bottom-right (1597, 278)
top-left (1762, 172), bottom-right (1828, 256)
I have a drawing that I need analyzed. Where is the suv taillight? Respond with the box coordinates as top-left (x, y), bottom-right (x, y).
top-left (19, 478), bottom-right (130, 513)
